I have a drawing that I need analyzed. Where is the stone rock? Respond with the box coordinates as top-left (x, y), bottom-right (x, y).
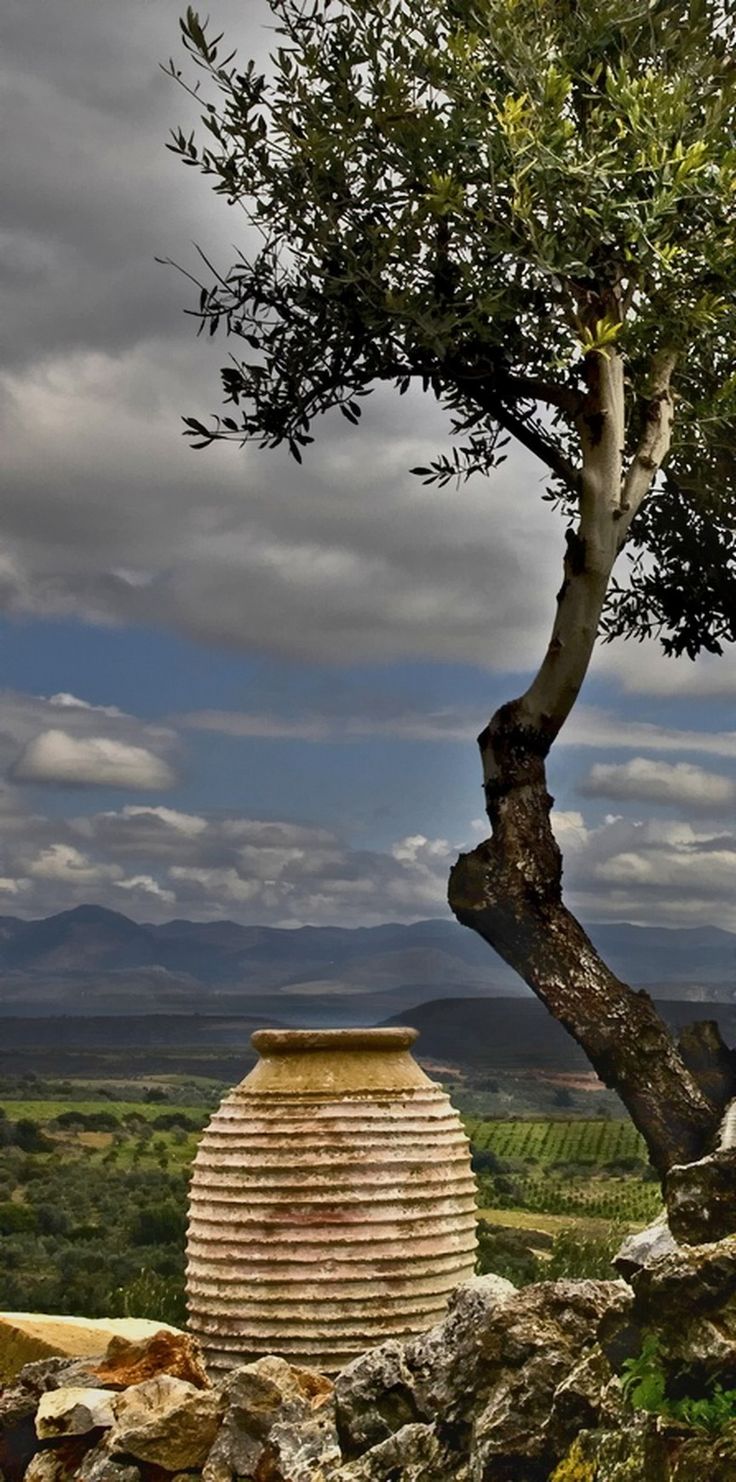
top-left (331, 1274), bottom-right (626, 1481)
top-left (0, 1314), bottom-right (180, 1385)
top-left (35, 1386), bottom-right (115, 1438)
top-left (203, 1355), bottom-right (336, 1482)
top-left (549, 1423), bottom-right (663, 1482)
top-left (92, 1329), bottom-right (210, 1391)
top-left (259, 1408), bottom-right (342, 1482)
top-left (334, 1422), bottom-right (462, 1481)
top-left (666, 1149), bottom-right (736, 1245)
top-left (546, 1347), bottom-right (621, 1457)
top-left (75, 1440), bottom-right (142, 1482)
top-left (404, 1273), bottom-right (518, 1424)
top-left (630, 1233), bottom-right (736, 1386)
top-left (109, 1374), bottom-right (222, 1471)
top-left (21, 1439), bottom-right (92, 1482)
top-left (409, 1276), bottom-right (626, 1456)
top-left (614, 1213), bottom-right (675, 1280)
top-left (1, 1358), bottom-right (74, 1431)
top-left (334, 1339), bottom-right (418, 1456)
top-left (0, 1358), bottom-right (87, 1482)
top-left (552, 1417), bottom-right (736, 1482)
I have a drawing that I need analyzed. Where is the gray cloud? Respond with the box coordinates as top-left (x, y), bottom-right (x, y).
top-left (181, 701), bottom-right (736, 759)
top-left (0, 689), bottom-right (178, 789)
top-left (1, 0), bottom-right (568, 670)
top-left (593, 635), bottom-right (736, 699)
top-left (0, 339), bottom-right (562, 665)
top-left (0, 786), bottom-right (457, 927)
top-left (0, 753), bottom-right (731, 926)
top-left (551, 812), bottom-right (736, 929)
top-left (12, 730), bottom-right (176, 790)
top-left (579, 757), bottom-right (736, 812)
top-left (560, 708), bottom-right (736, 759)
top-left (179, 704), bottom-right (478, 743)
top-left (0, 0), bottom-right (259, 369)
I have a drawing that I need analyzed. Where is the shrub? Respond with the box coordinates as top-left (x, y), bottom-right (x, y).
top-left (545, 1222), bottom-right (627, 1281)
top-left (0, 1201), bottom-right (38, 1235)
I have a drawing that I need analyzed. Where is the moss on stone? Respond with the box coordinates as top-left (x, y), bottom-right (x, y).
top-left (550, 1435), bottom-right (597, 1481)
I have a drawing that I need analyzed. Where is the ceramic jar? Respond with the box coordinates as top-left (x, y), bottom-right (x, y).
top-left (186, 1026), bottom-right (477, 1375)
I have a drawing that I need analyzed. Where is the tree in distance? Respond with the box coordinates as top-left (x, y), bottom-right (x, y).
top-left (164, 0), bottom-right (736, 1174)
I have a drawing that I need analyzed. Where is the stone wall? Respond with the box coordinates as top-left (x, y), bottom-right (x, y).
top-left (3, 1236), bottom-right (736, 1482)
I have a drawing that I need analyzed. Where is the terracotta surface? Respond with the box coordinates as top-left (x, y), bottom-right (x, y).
top-left (186, 1027), bottom-right (478, 1375)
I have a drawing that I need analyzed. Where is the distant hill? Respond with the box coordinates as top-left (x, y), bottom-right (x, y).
top-left (0, 904), bottom-right (732, 1017)
top-left (3, 996), bottom-right (734, 1080)
top-left (385, 996), bottom-right (736, 1072)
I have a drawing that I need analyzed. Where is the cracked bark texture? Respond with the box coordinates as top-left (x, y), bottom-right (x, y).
top-left (449, 343), bottom-right (730, 1175)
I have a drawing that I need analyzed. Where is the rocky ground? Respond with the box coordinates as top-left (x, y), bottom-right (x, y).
top-left (2, 1218), bottom-right (736, 1482)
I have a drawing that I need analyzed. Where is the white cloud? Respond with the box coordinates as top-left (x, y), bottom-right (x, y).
top-left (117, 806), bottom-right (207, 835)
top-left (115, 874), bottom-right (176, 904)
top-left (391, 834), bottom-right (451, 864)
top-left (0, 778), bottom-right (735, 929)
top-left (594, 638), bottom-right (736, 699)
top-left (553, 813), bottom-right (736, 929)
top-left (27, 842), bottom-right (121, 884)
top-left (561, 707), bottom-right (736, 759)
top-left (180, 706), bottom-right (475, 743)
top-left (48, 692), bottom-right (125, 717)
top-left (550, 810), bottom-right (589, 852)
top-left (594, 843), bottom-right (736, 894)
top-left (11, 730), bottom-right (175, 790)
top-left (580, 758), bottom-right (736, 811)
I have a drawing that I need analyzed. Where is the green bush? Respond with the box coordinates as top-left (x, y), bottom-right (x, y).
top-left (0, 1201), bottom-right (37, 1235)
top-left (110, 1269), bottom-right (187, 1328)
top-left (129, 1200), bottom-right (187, 1247)
top-left (475, 1220), bottom-right (544, 1286)
top-left (622, 1335), bottom-right (736, 1436)
top-left (545, 1222), bottom-right (627, 1281)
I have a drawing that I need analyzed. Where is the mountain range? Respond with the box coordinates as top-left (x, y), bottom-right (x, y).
top-left (0, 904), bottom-right (733, 1021)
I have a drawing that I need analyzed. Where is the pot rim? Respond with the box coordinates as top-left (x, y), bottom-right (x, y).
top-left (251, 1027), bottom-right (419, 1055)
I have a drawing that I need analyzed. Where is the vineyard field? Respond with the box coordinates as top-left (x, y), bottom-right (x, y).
top-left (466, 1117), bottom-right (646, 1166)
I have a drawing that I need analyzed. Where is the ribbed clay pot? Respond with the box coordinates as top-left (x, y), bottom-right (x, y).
top-left (186, 1026), bottom-right (477, 1376)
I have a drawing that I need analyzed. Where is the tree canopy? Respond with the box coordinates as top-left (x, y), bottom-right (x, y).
top-left (166, 0), bottom-right (736, 660)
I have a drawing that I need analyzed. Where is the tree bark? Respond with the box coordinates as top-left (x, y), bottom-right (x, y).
top-left (449, 344), bottom-right (727, 1175)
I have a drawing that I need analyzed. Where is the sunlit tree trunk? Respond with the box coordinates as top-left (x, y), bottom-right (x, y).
top-left (449, 347), bottom-right (730, 1174)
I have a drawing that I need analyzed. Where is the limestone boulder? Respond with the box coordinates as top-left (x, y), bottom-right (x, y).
top-left (108, 1374), bottom-right (222, 1471)
top-left (334, 1339), bottom-right (419, 1456)
top-left (0, 1358), bottom-right (89, 1482)
top-left (332, 1274), bottom-right (626, 1481)
top-left (614, 1213), bottom-right (675, 1280)
top-left (23, 1441), bottom-right (140, 1482)
top-left (553, 1418), bottom-right (736, 1482)
top-left (0, 1314), bottom-right (179, 1384)
top-left (545, 1347), bottom-right (622, 1457)
top-left (404, 1274), bottom-right (518, 1423)
top-left (75, 1443), bottom-right (142, 1482)
top-left (21, 1440), bottom-right (93, 1482)
top-left (334, 1422), bottom-right (466, 1482)
top-left (630, 1233), bottom-right (736, 1385)
top-left (92, 1329), bottom-right (210, 1391)
top-left (202, 1355), bottom-right (337, 1482)
top-left (665, 1149), bottom-right (736, 1246)
top-left (35, 1386), bottom-right (115, 1438)
top-left (409, 1275), bottom-right (628, 1478)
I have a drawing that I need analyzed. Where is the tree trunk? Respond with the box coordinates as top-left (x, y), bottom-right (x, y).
top-left (449, 343), bottom-right (729, 1174)
top-left (448, 713), bottom-right (722, 1173)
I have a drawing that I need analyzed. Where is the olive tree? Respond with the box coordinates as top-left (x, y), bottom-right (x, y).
top-left (165, 0), bottom-right (736, 1172)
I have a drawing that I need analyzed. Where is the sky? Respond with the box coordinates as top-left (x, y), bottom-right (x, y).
top-left (1, 0), bottom-right (736, 931)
